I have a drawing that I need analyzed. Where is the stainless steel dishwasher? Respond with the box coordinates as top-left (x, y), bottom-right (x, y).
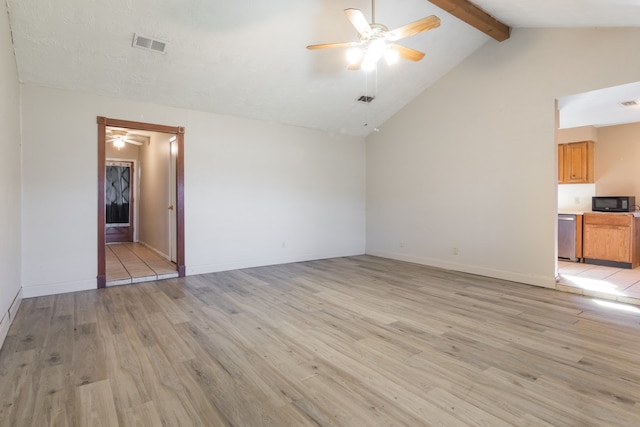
top-left (558, 214), bottom-right (577, 261)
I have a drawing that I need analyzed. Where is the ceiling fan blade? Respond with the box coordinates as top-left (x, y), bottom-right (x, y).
top-left (307, 41), bottom-right (360, 50)
top-left (389, 44), bottom-right (425, 62)
top-left (345, 8), bottom-right (372, 37)
top-left (124, 138), bottom-right (143, 146)
top-left (386, 15), bottom-right (440, 41)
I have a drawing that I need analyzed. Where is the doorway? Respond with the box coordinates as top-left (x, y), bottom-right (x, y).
top-left (555, 82), bottom-right (640, 304)
top-left (97, 116), bottom-right (185, 288)
top-left (106, 161), bottom-right (134, 243)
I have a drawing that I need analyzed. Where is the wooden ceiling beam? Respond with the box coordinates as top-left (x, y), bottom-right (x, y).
top-left (427, 0), bottom-right (511, 42)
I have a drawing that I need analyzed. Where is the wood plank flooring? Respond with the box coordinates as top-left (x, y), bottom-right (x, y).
top-left (2, 256), bottom-right (640, 426)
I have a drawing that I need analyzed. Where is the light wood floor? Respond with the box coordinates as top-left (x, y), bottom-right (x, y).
top-left (2, 256), bottom-right (640, 426)
top-left (106, 242), bottom-right (178, 286)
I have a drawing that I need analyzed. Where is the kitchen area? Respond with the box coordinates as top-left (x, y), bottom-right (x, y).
top-left (556, 91), bottom-right (640, 305)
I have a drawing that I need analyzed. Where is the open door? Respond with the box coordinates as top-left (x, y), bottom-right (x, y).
top-left (97, 117), bottom-right (185, 288)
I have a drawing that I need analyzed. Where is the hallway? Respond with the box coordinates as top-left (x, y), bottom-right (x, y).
top-left (106, 242), bottom-right (178, 286)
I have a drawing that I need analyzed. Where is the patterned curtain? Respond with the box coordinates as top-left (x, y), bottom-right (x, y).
top-left (106, 165), bottom-right (130, 224)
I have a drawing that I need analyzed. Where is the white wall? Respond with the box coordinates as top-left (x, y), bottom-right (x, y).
top-left (558, 184), bottom-right (595, 212)
top-left (185, 109), bottom-right (366, 274)
top-left (0, 1), bottom-right (22, 347)
top-left (366, 28), bottom-right (640, 287)
top-left (20, 85), bottom-right (365, 297)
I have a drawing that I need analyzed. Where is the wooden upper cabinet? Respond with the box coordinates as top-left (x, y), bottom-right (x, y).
top-left (558, 141), bottom-right (594, 184)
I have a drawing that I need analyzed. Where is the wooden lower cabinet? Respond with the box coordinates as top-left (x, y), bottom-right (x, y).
top-left (583, 213), bottom-right (640, 268)
top-left (575, 214), bottom-right (583, 259)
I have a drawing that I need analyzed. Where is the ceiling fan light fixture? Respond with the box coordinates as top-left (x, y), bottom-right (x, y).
top-left (306, 5), bottom-right (438, 71)
top-left (113, 137), bottom-right (125, 149)
top-left (361, 60), bottom-right (377, 72)
top-left (360, 40), bottom-right (386, 72)
top-left (367, 40), bottom-right (386, 61)
top-left (384, 48), bottom-right (399, 65)
top-left (346, 47), bottom-right (363, 65)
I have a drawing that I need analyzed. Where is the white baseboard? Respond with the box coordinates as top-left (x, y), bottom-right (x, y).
top-left (138, 240), bottom-right (171, 261)
top-left (0, 312), bottom-right (10, 351)
top-left (21, 279), bottom-right (95, 298)
top-left (0, 288), bottom-right (23, 351)
top-left (9, 289), bottom-right (22, 323)
top-left (365, 249), bottom-right (556, 289)
top-left (187, 249), bottom-right (366, 276)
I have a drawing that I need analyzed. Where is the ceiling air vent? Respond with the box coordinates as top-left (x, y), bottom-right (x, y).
top-left (357, 95), bottom-right (375, 103)
top-left (620, 100), bottom-right (638, 107)
top-left (132, 33), bottom-right (167, 54)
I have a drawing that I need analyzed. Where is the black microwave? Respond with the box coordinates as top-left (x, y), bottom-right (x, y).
top-left (592, 196), bottom-right (636, 212)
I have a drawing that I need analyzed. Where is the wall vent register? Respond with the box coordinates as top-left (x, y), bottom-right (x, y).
top-left (132, 33), bottom-right (167, 54)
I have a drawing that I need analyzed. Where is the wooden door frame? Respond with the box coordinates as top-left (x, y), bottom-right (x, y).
top-left (97, 116), bottom-right (186, 288)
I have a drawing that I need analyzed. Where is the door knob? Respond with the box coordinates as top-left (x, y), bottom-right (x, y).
top-left (168, 205), bottom-right (174, 210)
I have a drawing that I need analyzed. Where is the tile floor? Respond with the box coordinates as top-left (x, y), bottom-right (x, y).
top-left (557, 260), bottom-right (640, 306)
top-left (106, 242), bottom-right (178, 286)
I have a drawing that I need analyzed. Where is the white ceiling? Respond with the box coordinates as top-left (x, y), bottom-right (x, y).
top-left (472, 0), bottom-right (640, 27)
top-left (6, 0), bottom-right (640, 136)
top-left (559, 81), bottom-right (640, 129)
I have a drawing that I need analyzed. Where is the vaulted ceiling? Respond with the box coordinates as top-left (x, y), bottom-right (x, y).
top-left (6, 0), bottom-right (640, 136)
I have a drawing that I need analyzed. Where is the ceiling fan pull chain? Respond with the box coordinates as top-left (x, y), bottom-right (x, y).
top-left (364, 70), bottom-right (369, 128)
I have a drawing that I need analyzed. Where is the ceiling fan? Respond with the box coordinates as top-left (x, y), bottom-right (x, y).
top-left (307, 0), bottom-right (440, 71)
top-left (106, 129), bottom-right (145, 148)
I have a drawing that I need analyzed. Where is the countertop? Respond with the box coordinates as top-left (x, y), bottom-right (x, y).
top-left (558, 210), bottom-right (640, 217)
top-left (558, 210), bottom-right (586, 215)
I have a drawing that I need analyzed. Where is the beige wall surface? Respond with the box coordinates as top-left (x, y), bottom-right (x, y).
top-left (20, 85), bottom-right (366, 297)
top-left (596, 122), bottom-right (640, 198)
top-left (138, 132), bottom-right (172, 257)
top-left (556, 126), bottom-right (598, 144)
top-left (0, 2), bottom-right (22, 347)
top-left (366, 28), bottom-right (640, 287)
top-left (106, 139), bottom-right (140, 160)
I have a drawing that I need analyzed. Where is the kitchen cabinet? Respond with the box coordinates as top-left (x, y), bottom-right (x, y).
top-left (583, 213), bottom-right (640, 268)
top-left (558, 141), bottom-right (594, 184)
top-left (575, 214), bottom-right (583, 259)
